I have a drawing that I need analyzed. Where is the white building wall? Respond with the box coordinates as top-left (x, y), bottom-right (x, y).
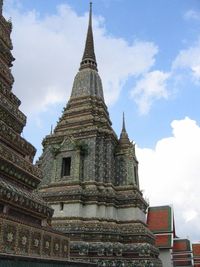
top-left (159, 249), bottom-right (173, 267)
top-left (51, 203), bottom-right (145, 222)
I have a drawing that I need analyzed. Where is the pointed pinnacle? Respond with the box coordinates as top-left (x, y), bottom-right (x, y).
top-left (0, 0), bottom-right (3, 15)
top-left (122, 112), bottom-right (126, 132)
top-left (80, 2), bottom-right (97, 71)
top-left (89, 2), bottom-right (92, 26)
top-left (119, 112), bottom-right (131, 146)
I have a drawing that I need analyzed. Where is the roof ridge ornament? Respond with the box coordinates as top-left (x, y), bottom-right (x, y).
top-left (79, 2), bottom-right (98, 71)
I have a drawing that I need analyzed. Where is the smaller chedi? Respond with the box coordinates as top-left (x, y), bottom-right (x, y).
top-left (38, 3), bottom-right (162, 267)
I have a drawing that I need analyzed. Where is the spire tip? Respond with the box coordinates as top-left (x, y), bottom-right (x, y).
top-left (79, 1), bottom-right (97, 71)
top-left (89, 2), bottom-right (92, 25)
top-left (122, 112), bottom-right (126, 132)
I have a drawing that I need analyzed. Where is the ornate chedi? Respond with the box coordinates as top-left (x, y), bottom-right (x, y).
top-left (0, 0), bottom-right (70, 260)
top-left (38, 3), bottom-right (162, 267)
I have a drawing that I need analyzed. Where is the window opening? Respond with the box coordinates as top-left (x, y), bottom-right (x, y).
top-left (60, 202), bottom-right (64, 211)
top-left (61, 157), bottom-right (71, 177)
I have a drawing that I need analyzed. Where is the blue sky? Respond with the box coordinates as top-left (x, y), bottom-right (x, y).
top-left (3, 0), bottom-right (200, 241)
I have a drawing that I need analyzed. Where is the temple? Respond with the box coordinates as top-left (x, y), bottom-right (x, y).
top-left (1, 1), bottom-right (199, 266)
top-left (38, 3), bottom-right (162, 266)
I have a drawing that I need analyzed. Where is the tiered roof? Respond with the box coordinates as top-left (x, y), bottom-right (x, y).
top-left (147, 205), bottom-right (174, 249)
top-left (51, 3), bottom-right (112, 138)
top-left (173, 239), bottom-right (193, 266)
top-left (0, 3), bottom-right (53, 223)
top-left (147, 205), bottom-right (196, 266)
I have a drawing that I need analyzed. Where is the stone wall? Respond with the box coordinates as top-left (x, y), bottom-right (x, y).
top-left (0, 256), bottom-right (96, 267)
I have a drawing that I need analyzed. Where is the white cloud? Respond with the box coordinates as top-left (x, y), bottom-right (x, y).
top-left (130, 70), bottom-right (170, 114)
top-left (136, 117), bottom-right (200, 241)
top-left (99, 39), bottom-right (158, 105)
top-left (5, 1), bottom-right (158, 115)
top-left (184, 9), bottom-right (200, 21)
top-left (173, 40), bottom-right (200, 82)
top-left (183, 210), bottom-right (198, 223)
top-left (192, 65), bottom-right (200, 80)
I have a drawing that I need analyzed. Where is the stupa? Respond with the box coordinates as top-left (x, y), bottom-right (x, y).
top-left (38, 3), bottom-right (162, 267)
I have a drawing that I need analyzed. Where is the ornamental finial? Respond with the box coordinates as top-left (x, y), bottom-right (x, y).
top-left (119, 112), bottom-right (131, 146)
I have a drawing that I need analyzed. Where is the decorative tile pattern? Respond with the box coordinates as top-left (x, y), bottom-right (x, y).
top-left (42, 234), bottom-right (52, 256)
top-left (0, 120), bottom-right (36, 160)
top-left (0, 143), bottom-right (42, 179)
top-left (2, 223), bottom-right (16, 253)
top-left (0, 217), bottom-right (69, 259)
top-left (18, 228), bottom-right (30, 254)
top-left (30, 231), bottom-right (41, 255)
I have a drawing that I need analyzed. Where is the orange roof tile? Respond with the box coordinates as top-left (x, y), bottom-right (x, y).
top-left (155, 234), bottom-right (173, 248)
top-left (193, 244), bottom-right (200, 256)
top-left (173, 239), bottom-right (191, 252)
top-left (173, 260), bottom-right (193, 266)
top-left (147, 206), bottom-right (173, 233)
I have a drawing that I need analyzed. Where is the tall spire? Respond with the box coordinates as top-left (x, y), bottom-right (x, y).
top-left (0, 0), bottom-right (3, 15)
top-left (80, 2), bottom-right (97, 71)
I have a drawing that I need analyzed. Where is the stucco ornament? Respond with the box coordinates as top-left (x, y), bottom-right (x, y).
top-left (7, 232), bottom-right (14, 242)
